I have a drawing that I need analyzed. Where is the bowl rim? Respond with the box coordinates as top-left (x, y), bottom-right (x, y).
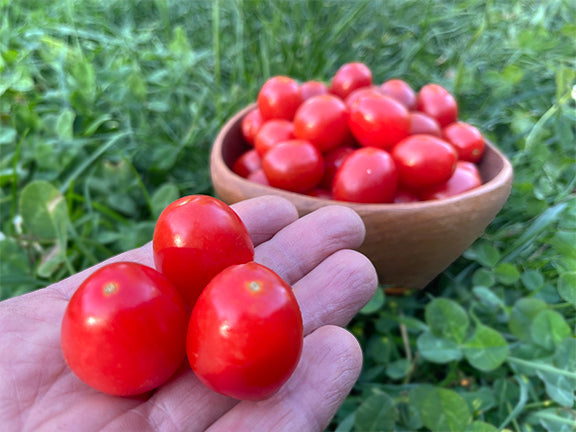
top-left (212, 103), bottom-right (514, 212)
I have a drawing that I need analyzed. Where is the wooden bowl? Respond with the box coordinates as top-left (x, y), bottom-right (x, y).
top-left (210, 104), bottom-right (514, 291)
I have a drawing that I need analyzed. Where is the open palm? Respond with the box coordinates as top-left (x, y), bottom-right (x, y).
top-left (0, 196), bottom-right (377, 432)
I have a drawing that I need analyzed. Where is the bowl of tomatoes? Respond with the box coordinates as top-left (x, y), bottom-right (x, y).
top-left (210, 63), bottom-right (514, 291)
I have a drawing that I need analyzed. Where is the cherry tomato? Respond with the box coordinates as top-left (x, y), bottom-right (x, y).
top-left (153, 195), bottom-right (254, 308)
top-left (393, 188), bottom-right (421, 203)
top-left (247, 168), bottom-right (270, 185)
top-left (233, 149), bottom-right (261, 178)
top-left (332, 147), bottom-right (398, 203)
top-left (348, 94), bottom-right (411, 149)
top-left (300, 80), bottom-right (329, 100)
top-left (391, 135), bottom-right (458, 190)
top-left (409, 111), bottom-right (442, 137)
top-left (187, 262), bottom-right (303, 401)
top-left (380, 79), bottom-right (416, 110)
top-left (319, 145), bottom-right (355, 189)
top-left (262, 139), bottom-right (324, 193)
top-left (415, 83), bottom-right (458, 127)
top-left (442, 121), bottom-right (485, 162)
top-left (61, 262), bottom-right (189, 396)
top-left (293, 94), bottom-right (350, 153)
top-left (254, 119), bottom-right (295, 157)
top-left (344, 86), bottom-right (384, 108)
top-left (419, 161), bottom-right (482, 200)
top-left (257, 76), bottom-right (302, 121)
top-left (307, 187), bottom-right (332, 199)
top-left (329, 62), bottom-right (372, 99)
top-left (241, 108), bottom-right (264, 145)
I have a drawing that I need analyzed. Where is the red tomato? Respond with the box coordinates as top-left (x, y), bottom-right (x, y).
top-left (293, 94), bottom-right (350, 153)
top-left (187, 262), bottom-right (303, 401)
top-left (300, 80), bottom-right (329, 100)
top-left (409, 111), bottom-right (442, 137)
top-left (262, 139), bottom-right (324, 193)
top-left (257, 76), bottom-right (302, 121)
top-left (391, 135), bottom-right (458, 190)
top-left (393, 188), bottom-right (421, 203)
top-left (247, 168), bottom-right (270, 185)
top-left (348, 94), bottom-right (411, 149)
top-left (254, 119), bottom-right (295, 157)
top-left (380, 79), bottom-right (416, 110)
top-left (153, 195), bottom-right (254, 308)
top-left (233, 149), bottom-right (261, 178)
top-left (319, 145), bottom-right (355, 189)
top-left (415, 83), bottom-right (458, 127)
top-left (61, 262), bottom-right (189, 396)
top-left (329, 62), bottom-right (372, 99)
top-left (419, 161), bottom-right (482, 200)
top-left (344, 86), bottom-right (384, 108)
top-left (332, 147), bottom-right (398, 203)
top-left (307, 187), bottom-right (332, 199)
top-left (442, 121), bottom-right (485, 162)
top-left (241, 108), bottom-right (264, 145)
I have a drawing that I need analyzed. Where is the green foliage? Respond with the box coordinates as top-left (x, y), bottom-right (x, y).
top-left (1, 0), bottom-right (575, 430)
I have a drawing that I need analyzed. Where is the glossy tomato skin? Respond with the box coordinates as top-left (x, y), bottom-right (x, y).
top-left (262, 139), bottom-right (324, 193)
top-left (391, 135), bottom-right (458, 190)
top-left (187, 262), bottom-right (303, 401)
top-left (233, 149), bottom-right (261, 178)
top-left (348, 94), bottom-right (411, 149)
top-left (153, 195), bottom-right (254, 309)
top-left (415, 83), bottom-right (458, 127)
top-left (241, 108), bottom-right (264, 145)
top-left (344, 86), bottom-right (384, 108)
top-left (380, 79), bottom-right (417, 110)
top-left (293, 94), bottom-right (350, 153)
top-left (409, 111), bottom-right (442, 137)
top-left (329, 62), bottom-right (372, 99)
top-left (332, 147), bottom-right (398, 203)
top-left (254, 119), bottom-right (295, 157)
top-left (257, 76), bottom-right (302, 121)
top-left (61, 262), bottom-right (189, 396)
top-left (419, 161), bottom-right (482, 200)
top-left (300, 80), bottom-right (329, 100)
top-left (319, 145), bottom-right (355, 190)
top-left (442, 121), bottom-right (485, 163)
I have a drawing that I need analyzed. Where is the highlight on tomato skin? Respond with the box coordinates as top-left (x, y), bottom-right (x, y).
top-left (60, 262), bottom-right (189, 397)
top-left (187, 261), bottom-right (303, 401)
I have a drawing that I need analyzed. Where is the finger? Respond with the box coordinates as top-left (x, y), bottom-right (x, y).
top-left (50, 195), bottom-right (299, 300)
top-left (255, 205), bottom-right (366, 285)
top-left (294, 249), bottom-right (377, 335)
top-left (207, 325), bottom-right (363, 432)
top-left (230, 195), bottom-right (299, 246)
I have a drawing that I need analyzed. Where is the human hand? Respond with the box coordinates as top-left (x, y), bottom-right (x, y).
top-left (0, 196), bottom-right (377, 432)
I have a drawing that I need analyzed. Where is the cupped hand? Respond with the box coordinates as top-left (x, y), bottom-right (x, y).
top-left (0, 196), bottom-right (377, 432)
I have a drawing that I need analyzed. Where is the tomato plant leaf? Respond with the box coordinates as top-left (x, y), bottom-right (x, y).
top-left (425, 298), bottom-right (469, 343)
top-left (463, 324), bottom-right (508, 372)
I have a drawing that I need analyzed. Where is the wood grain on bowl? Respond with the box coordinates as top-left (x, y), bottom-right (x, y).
top-left (211, 104), bottom-right (514, 291)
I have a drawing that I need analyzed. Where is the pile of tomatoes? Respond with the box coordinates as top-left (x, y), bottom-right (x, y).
top-left (60, 195), bottom-right (303, 400)
top-left (234, 62), bottom-right (486, 203)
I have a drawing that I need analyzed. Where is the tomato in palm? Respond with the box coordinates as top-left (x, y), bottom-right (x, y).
top-left (329, 62), bottom-right (372, 99)
top-left (380, 79), bottom-right (416, 110)
top-left (187, 262), bottom-right (303, 401)
top-left (257, 76), bottom-right (302, 121)
top-left (300, 80), bottom-right (328, 100)
top-left (442, 121), bottom-right (485, 162)
top-left (262, 139), bottom-right (324, 193)
top-left (241, 108), bottom-right (264, 145)
top-left (332, 147), bottom-right (398, 203)
top-left (153, 195), bottom-right (254, 308)
top-left (233, 149), bottom-right (261, 178)
top-left (415, 83), bottom-right (458, 127)
top-left (61, 262), bottom-right (189, 396)
top-left (391, 135), bottom-right (458, 190)
top-left (419, 161), bottom-right (482, 200)
top-left (254, 119), bottom-right (295, 157)
top-left (409, 111), bottom-right (442, 137)
top-left (348, 94), bottom-right (411, 149)
top-left (293, 94), bottom-right (350, 152)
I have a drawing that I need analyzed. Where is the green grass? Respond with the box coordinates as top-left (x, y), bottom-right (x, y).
top-left (1, 0), bottom-right (575, 430)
